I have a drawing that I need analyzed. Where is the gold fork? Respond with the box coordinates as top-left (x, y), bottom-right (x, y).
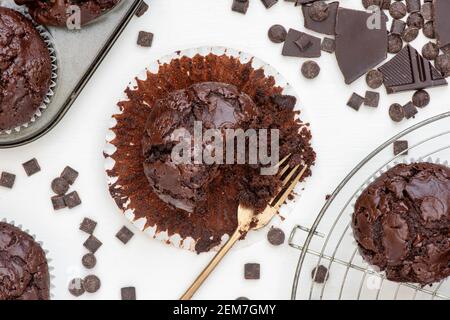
top-left (180, 155), bottom-right (308, 300)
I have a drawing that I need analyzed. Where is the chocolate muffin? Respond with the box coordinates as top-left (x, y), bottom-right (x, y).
top-left (0, 7), bottom-right (52, 131)
top-left (352, 162), bottom-right (450, 285)
top-left (14, 0), bottom-right (121, 27)
top-left (0, 222), bottom-right (50, 300)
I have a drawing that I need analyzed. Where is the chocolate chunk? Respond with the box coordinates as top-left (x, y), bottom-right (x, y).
top-left (347, 93), bottom-right (364, 111)
top-left (268, 24), bottom-right (287, 43)
top-left (0, 172), bottom-right (15, 189)
top-left (135, 1), bottom-right (149, 17)
top-left (271, 94), bottom-right (297, 109)
top-left (82, 253), bottom-right (97, 269)
top-left (364, 91), bottom-right (380, 108)
top-left (232, 0), bottom-right (249, 14)
top-left (22, 158), bottom-right (40, 176)
top-left (61, 166), bottom-right (78, 185)
top-left (309, 1), bottom-right (329, 22)
top-left (422, 42), bottom-right (439, 60)
top-left (68, 278), bottom-right (85, 297)
top-left (421, 2), bottom-right (433, 21)
top-left (407, 12), bottom-right (424, 29)
top-left (390, 19), bottom-right (406, 35)
top-left (302, 1), bottom-right (338, 35)
top-left (435, 54), bottom-right (450, 77)
top-left (51, 195), bottom-right (66, 210)
top-left (311, 265), bottom-right (329, 283)
top-left (137, 31), bottom-right (153, 47)
top-left (83, 275), bottom-right (101, 293)
top-left (282, 29), bottom-right (321, 58)
top-left (434, 0), bottom-right (450, 48)
top-left (267, 227), bottom-right (285, 246)
top-left (423, 21), bottom-right (435, 39)
top-left (412, 90), bottom-right (430, 108)
top-left (51, 177), bottom-right (69, 195)
top-left (379, 45), bottom-right (447, 94)
top-left (295, 34), bottom-right (312, 51)
top-left (79, 218), bottom-right (97, 234)
top-left (442, 45), bottom-right (450, 55)
top-left (335, 8), bottom-right (387, 84)
top-left (64, 191), bottom-right (81, 209)
top-left (366, 70), bottom-right (384, 89)
top-left (83, 235), bottom-right (102, 254)
top-left (261, 0), bottom-right (278, 9)
top-left (406, 0), bottom-right (420, 13)
top-left (244, 263), bottom-right (260, 280)
top-left (389, 103), bottom-right (405, 122)
top-left (388, 34), bottom-right (403, 54)
top-left (403, 101), bottom-right (418, 119)
top-left (321, 37), bottom-right (335, 53)
top-left (116, 226), bottom-right (134, 244)
top-left (301, 60), bottom-right (320, 79)
top-left (393, 140), bottom-right (409, 155)
top-left (389, 1), bottom-right (407, 19)
top-left (402, 27), bottom-right (419, 42)
top-left (121, 287), bottom-right (136, 300)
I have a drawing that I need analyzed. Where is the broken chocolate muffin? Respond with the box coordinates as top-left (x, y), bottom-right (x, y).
top-left (0, 222), bottom-right (50, 300)
top-left (352, 162), bottom-right (450, 285)
top-left (14, 0), bottom-right (121, 27)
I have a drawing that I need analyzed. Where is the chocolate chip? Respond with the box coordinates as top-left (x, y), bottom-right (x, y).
top-left (80, 218), bottom-right (97, 234)
top-left (51, 195), bottom-right (66, 210)
top-left (403, 101), bottom-right (418, 119)
top-left (364, 91), bottom-right (380, 108)
top-left (22, 158), bottom-right (40, 176)
top-left (68, 278), bottom-right (85, 297)
top-left (83, 275), bottom-right (101, 293)
top-left (135, 1), bottom-right (149, 17)
top-left (295, 34), bottom-right (312, 51)
top-left (82, 253), bottom-right (97, 269)
top-left (137, 31), bottom-right (153, 47)
top-left (116, 226), bottom-right (134, 244)
top-left (394, 140), bottom-right (409, 155)
top-left (402, 27), bottom-right (419, 43)
top-left (232, 0), bottom-right (249, 14)
top-left (407, 12), bottom-right (424, 29)
top-left (244, 263), bottom-right (260, 280)
top-left (406, 0), bottom-right (420, 13)
top-left (320, 37), bottom-right (335, 53)
top-left (121, 287), bottom-right (136, 300)
top-left (64, 191), bottom-right (81, 209)
top-left (421, 2), bottom-right (433, 20)
top-left (51, 177), bottom-right (69, 195)
top-left (60, 166), bottom-right (78, 185)
top-left (83, 235), bottom-right (102, 253)
top-left (301, 60), bottom-right (320, 79)
top-left (422, 21), bottom-right (435, 39)
top-left (267, 227), bottom-right (285, 246)
top-left (0, 172), bottom-right (15, 189)
top-left (422, 42), bottom-right (439, 60)
top-left (311, 265), bottom-right (329, 283)
top-left (435, 54), bottom-right (450, 77)
top-left (236, 296), bottom-right (250, 300)
top-left (389, 1), bottom-right (407, 19)
top-left (389, 103), bottom-right (405, 122)
top-left (261, 0), bottom-right (278, 9)
top-left (271, 94), bottom-right (297, 109)
top-left (347, 93), bottom-right (364, 111)
top-left (388, 34), bottom-right (403, 53)
top-left (268, 24), bottom-right (287, 43)
top-left (366, 70), bottom-right (384, 89)
top-left (309, 1), bottom-right (329, 22)
top-left (390, 19), bottom-right (406, 35)
top-left (412, 90), bottom-right (430, 108)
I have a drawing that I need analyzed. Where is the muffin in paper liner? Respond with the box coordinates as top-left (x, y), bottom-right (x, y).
top-left (104, 46), bottom-right (316, 253)
top-left (0, 3), bottom-right (58, 135)
top-left (0, 218), bottom-right (55, 300)
top-left (350, 156), bottom-right (450, 286)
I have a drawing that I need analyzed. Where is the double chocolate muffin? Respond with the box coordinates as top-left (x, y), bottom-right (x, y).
top-left (352, 162), bottom-right (450, 285)
top-left (14, 0), bottom-right (121, 27)
top-left (0, 7), bottom-right (52, 131)
top-left (0, 222), bottom-right (50, 300)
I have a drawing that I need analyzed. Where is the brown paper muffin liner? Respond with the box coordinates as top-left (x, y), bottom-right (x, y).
top-left (1, 218), bottom-right (55, 300)
top-left (0, 3), bottom-right (58, 135)
top-left (104, 46), bottom-right (315, 252)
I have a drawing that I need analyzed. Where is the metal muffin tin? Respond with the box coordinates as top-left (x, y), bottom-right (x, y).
top-left (0, 0), bottom-right (143, 148)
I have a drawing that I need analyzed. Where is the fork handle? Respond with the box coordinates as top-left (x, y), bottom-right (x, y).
top-left (180, 227), bottom-right (243, 300)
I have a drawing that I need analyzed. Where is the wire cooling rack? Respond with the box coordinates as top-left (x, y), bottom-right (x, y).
top-left (289, 112), bottom-right (450, 300)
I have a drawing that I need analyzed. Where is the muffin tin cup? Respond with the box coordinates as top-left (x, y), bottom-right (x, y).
top-left (104, 46), bottom-right (312, 253)
top-left (0, 5), bottom-right (58, 136)
top-left (1, 218), bottom-right (55, 300)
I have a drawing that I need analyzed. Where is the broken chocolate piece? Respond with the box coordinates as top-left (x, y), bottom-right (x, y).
top-left (51, 195), bottom-right (66, 210)
top-left (321, 37), bottom-right (335, 53)
top-left (433, 0), bottom-right (450, 48)
top-left (347, 93), bottom-right (364, 111)
top-left (391, 19), bottom-right (406, 35)
top-left (302, 1), bottom-right (338, 35)
top-left (135, 1), bottom-right (149, 17)
top-left (335, 8), bottom-right (387, 84)
top-left (294, 34), bottom-right (312, 51)
top-left (83, 235), bottom-right (102, 254)
top-left (121, 287), bottom-right (136, 300)
top-left (282, 29), bottom-right (321, 58)
top-left (261, 0), bottom-right (278, 9)
top-left (232, 0), bottom-right (249, 14)
top-left (80, 218), bottom-right (97, 235)
top-left (393, 140), bottom-right (409, 155)
top-left (364, 91), bottom-right (380, 108)
top-left (378, 45), bottom-right (447, 94)
top-left (0, 172), bottom-right (15, 189)
top-left (116, 226), bottom-right (134, 244)
top-left (137, 31), bottom-right (153, 47)
top-left (244, 263), bottom-right (260, 280)
top-left (22, 158), bottom-right (41, 176)
top-left (421, 2), bottom-right (433, 21)
top-left (64, 191), bottom-right (81, 209)
top-left (403, 101), bottom-right (418, 119)
top-left (61, 166), bottom-right (78, 185)
top-left (406, 0), bottom-right (420, 13)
